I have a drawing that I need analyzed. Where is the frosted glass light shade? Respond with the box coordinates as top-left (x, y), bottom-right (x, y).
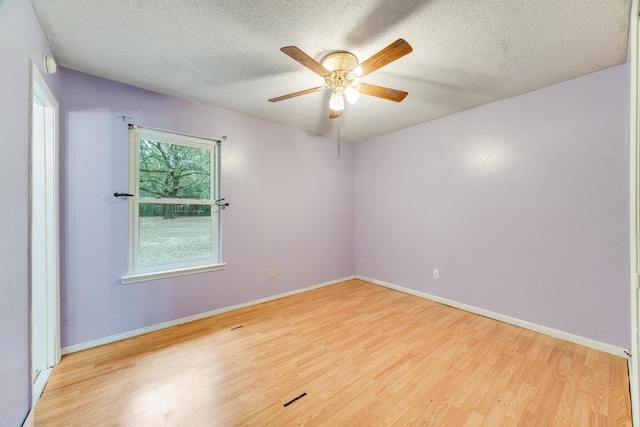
top-left (344, 86), bottom-right (360, 104)
top-left (329, 92), bottom-right (345, 111)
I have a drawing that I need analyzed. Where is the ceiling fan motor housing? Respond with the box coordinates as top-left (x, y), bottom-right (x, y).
top-left (322, 52), bottom-right (360, 93)
top-left (321, 51), bottom-right (358, 72)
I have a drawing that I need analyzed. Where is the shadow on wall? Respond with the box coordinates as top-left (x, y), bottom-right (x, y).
top-left (346, 0), bottom-right (433, 47)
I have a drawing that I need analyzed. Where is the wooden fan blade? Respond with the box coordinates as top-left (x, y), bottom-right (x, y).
top-left (356, 39), bottom-right (412, 77)
top-left (269, 86), bottom-right (325, 102)
top-left (358, 83), bottom-right (408, 102)
top-left (329, 109), bottom-right (342, 119)
top-left (281, 46), bottom-right (331, 77)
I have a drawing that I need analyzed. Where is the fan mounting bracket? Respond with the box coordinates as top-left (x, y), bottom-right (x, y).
top-left (321, 51), bottom-right (359, 72)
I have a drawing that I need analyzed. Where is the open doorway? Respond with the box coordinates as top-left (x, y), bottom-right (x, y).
top-left (30, 62), bottom-right (60, 407)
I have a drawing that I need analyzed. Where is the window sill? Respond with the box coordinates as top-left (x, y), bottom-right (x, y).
top-left (121, 262), bottom-right (226, 284)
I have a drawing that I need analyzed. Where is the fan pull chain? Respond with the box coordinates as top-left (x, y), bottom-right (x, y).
top-left (337, 115), bottom-right (341, 159)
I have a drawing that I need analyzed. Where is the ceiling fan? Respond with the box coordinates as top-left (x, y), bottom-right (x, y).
top-left (269, 39), bottom-right (413, 119)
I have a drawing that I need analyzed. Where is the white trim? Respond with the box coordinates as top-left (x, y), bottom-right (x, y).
top-left (32, 367), bottom-right (52, 408)
top-left (357, 275), bottom-right (630, 359)
top-left (63, 275), bottom-right (355, 354)
top-left (121, 262), bottom-right (227, 284)
top-left (22, 408), bottom-right (34, 427)
top-left (29, 62), bottom-right (61, 418)
top-left (630, 0), bottom-right (640, 424)
top-left (31, 63), bottom-right (61, 365)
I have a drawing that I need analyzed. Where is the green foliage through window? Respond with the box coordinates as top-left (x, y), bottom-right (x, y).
top-left (139, 139), bottom-right (211, 200)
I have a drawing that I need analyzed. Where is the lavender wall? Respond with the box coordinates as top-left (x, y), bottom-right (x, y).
top-left (0, 5), bottom-right (631, 426)
top-left (355, 65), bottom-right (630, 348)
top-left (59, 69), bottom-right (355, 347)
top-left (0, 0), bottom-right (61, 425)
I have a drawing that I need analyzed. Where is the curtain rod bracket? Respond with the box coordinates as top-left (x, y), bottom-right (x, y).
top-left (215, 198), bottom-right (229, 209)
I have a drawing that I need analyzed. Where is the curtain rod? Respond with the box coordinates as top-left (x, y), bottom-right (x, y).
top-left (127, 123), bottom-right (226, 143)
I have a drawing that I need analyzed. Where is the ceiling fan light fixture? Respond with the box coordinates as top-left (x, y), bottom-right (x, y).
top-left (271, 39), bottom-right (412, 119)
top-left (329, 91), bottom-right (345, 111)
top-left (344, 86), bottom-right (360, 104)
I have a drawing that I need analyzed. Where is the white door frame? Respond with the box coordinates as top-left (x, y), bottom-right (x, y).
top-left (30, 61), bottom-right (61, 407)
top-left (630, 0), bottom-right (640, 424)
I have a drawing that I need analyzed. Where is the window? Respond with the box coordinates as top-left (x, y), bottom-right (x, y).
top-left (121, 125), bottom-right (224, 284)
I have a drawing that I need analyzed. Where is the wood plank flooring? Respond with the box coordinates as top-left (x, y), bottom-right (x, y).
top-left (35, 280), bottom-right (631, 426)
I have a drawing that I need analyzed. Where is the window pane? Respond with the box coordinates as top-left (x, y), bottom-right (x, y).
top-left (139, 203), bottom-right (211, 263)
top-left (139, 139), bottom-right (211, 199)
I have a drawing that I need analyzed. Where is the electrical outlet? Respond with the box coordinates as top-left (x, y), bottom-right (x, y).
top-left (269, 268), bottom-right (276, 279)
top-left (433, 269), bottom-right (439, 279)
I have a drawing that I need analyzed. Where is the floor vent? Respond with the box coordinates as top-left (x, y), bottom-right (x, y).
top-left (284, 392), bottom-right (307, 407)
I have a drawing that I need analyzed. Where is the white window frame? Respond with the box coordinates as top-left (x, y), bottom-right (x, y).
top-left (121, 125), bottom-right (225, 284)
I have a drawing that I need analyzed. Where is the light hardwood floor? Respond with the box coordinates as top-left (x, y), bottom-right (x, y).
top-left (35, 280), bottom-right (631, 426)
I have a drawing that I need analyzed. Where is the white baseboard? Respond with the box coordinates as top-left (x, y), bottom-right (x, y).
top-left (62, 275), bottom-right (355, 355)
top-left (32, 367), bottom-right (53, 407)
top-left (22, 408), bottom-right (34, 427)
top-left (356, 275), bottom-right (630, 359)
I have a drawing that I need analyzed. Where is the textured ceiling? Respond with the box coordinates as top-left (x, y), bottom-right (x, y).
top-left (31, 0), bottom-right (630, 142)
